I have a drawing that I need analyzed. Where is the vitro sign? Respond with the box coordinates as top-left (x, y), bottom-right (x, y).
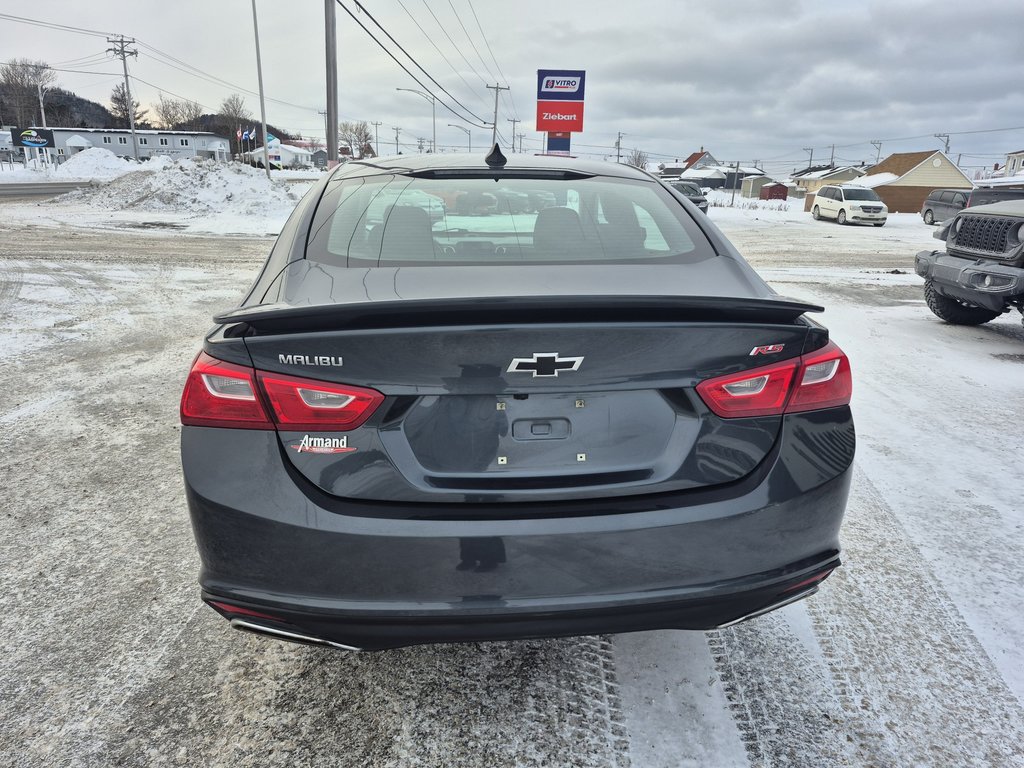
top-left (536, 69), bottom-right (585, 133)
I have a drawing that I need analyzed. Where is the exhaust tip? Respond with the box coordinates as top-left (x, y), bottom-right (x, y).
top-left (229, 618), bottom-right (362, 652)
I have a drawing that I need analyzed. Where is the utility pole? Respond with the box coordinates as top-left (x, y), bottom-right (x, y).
top-left (486, 84), bottom-right (509, 147)
top-left (106, 35), bottom-right (140, 161)
top-left (934, 133), bottom-right (950, 154)
top-left (394, 126), bottom-right (401, 154)
top-left (731, 160), bottom-right (740, 207)
top-left (616, 132), bottom-right (625, 163)
top-left (829, 144), bottom-right (835, 167)
top-left (507, 118), bottom-right (520, 151)
top-left (36, 81), bottom-right (49, 164)
top-left (250, 0), bottom-right (271, 178)
top-left (417, 137), bottom-right (425, 153)
top-left (325, 0), bottom-right (338, 168)
top-left (371, 121), bottom-right (382, 157)
top-left (803, 147), bottom-right (814, 171)
top-left (448, 123), bottom-right (470, 152)
top-left (395, 88), bottom-right (435, 154)
top-left (517, 133), bottom-right (524, 154)
top-left (868, 141), bottom-right (884, 165)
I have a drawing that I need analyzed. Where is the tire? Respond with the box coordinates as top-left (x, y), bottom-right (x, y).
top-left (812, 205), bottom-right (820, 220)
top-left (923, 281), bottom-right (1001, 325)
top-left (924, 209), bottom-right (934, 225)
top-left (837, 209), bottom-right (847, 225)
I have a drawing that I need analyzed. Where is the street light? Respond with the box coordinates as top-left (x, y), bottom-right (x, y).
top-left (448, 124), bottom-right (471, 153)
top-left (396, 87), bottom-right (435, 153)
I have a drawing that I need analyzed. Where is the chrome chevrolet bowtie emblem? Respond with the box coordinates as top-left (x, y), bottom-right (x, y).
top-left (507, 352), bottom-right (584, 377)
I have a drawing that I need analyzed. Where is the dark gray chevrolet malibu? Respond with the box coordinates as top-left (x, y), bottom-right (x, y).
top-left (180, 150), bottom-right (854, 651)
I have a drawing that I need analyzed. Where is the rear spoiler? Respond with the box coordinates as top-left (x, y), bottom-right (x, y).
top-left (215, 295), bottom-right (823, 334)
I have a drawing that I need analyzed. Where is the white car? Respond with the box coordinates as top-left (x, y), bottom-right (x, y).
top-left (812, 185), bottom-right (887, 227)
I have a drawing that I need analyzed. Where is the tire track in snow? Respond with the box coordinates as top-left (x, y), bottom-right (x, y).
top-left (711, 465), bottom-right (1024, 767)
top-left (0, 261), bottom-right (24, 314)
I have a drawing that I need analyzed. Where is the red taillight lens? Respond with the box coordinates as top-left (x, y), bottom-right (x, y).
top-left (696, 341), bottom-right (852, 418)
top-left (257, 371), bottom-right (385, 431)
top-left (787, 342), bottom-right (852, 414)
top-left (180, 353), bottom-right (385, 431)
top-left (180, 352), bottom-right (273, 429)
top-left (695, 359), bottom-right (799, 418)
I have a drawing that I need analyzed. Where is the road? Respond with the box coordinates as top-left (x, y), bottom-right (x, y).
top-left (1, 213), bottom-right (1022, 767)
top-left (0, 180), bottom-right (95, 197)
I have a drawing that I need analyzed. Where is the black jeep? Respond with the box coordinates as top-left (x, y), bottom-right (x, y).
top-left (915, 200), bottom-right (1024, 325)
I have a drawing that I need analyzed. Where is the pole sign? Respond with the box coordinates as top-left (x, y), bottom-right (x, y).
top-left (536, 69), bottom-right (585, 133)
top-left (14, 128), bottom-right (56, 148)
top-left (546, 131), bottom-right (571, 156)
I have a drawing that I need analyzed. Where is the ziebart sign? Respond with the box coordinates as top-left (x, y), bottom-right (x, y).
top-left (536, 69), bottom-right (585, 133)
top-left (15, 128), bottom-right (56, 148)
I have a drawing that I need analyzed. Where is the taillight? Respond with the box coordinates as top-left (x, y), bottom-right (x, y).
top-left (180, 352), bottom-right (385, 431)
top-left (257, 372), bottom-right (384, 431)
top-left (696, 341), bottom-right (851, 418)
top-left (787, 342), bottom-right (852, 414)
top-left (180, 352), bottom-right (273, 429)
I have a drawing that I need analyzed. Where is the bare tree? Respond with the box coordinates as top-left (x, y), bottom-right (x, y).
top-left (338, 120), bottom-right (373, 158)
top-left (0, 58), bottom-right (56, 125)
top-left (109, 82), bottom-right (147, 128)
top-left (178, 98), bottom-right (203, 131)
top-left (625, 148), bottom-right (649, 169)
top-left (219, 93), bottom-right (252, 126)
top-left (153, 92), bottom-right (182, 129)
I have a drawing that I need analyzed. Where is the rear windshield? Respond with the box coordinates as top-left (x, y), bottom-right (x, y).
top-left (670, 181), bottom-right (702, 196)
top-left (841, 188), bottom-right (881, 201)
top-left (305, 174), bottom-right (713, 267)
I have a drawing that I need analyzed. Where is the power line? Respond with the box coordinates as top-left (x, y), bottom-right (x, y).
top-left (0, 12), bottom-right (114, 39)
top-left (417, 0), bottom-right (490, 89)
top-left (351, 0), bottom-right (489, 125)
top-left (395, 0), bottom-right (485, 104)
top-left (465, 0), bottom-right (519, 120)
top-left (445, 0), bottom-right (496, 82)
top-left (334, 0), bottom-right (491, 129)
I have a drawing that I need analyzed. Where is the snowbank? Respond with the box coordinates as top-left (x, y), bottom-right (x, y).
top-left (53, 148), bottom-right (137, 181)
top-left (55, 157), bottom-right (302, 219)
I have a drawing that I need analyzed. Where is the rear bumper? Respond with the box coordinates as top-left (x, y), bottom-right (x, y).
top-left (182, 408), bottom-right (854, 650)
top-left (915, 250), bottom-right (1024, 311)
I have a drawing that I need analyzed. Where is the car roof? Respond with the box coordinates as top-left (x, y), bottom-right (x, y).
top-left (329, 151), bottom-right (653, 182)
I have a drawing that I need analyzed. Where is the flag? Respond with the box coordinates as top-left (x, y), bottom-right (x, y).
top-left (242, 130), bottom-right (249, 141)
top-left (236, 126), bottom-right (242, 140)
top-left (266, 132), bottom-right (277, 144)
top-left (249, 127), bottom-right (256, 139)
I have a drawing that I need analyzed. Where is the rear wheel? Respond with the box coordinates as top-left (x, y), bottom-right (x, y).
top-left (812, 205), bottom-right (820, 220)
top-left (924, 209), bottom-right (934, 225)
top-left (837, 209), bottom-right (847, 225)
top-left (924, 281), bottom-right (1001, 325)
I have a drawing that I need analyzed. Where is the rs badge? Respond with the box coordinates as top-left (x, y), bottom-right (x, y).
top-left (749, 344), bottom-right (785, 356)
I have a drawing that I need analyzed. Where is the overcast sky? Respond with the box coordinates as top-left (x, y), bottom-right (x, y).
top-left (2, 0), bottom-right (1023, 176)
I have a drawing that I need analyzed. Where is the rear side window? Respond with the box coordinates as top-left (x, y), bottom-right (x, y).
top-left (306, 174), bottom-right (712, 267)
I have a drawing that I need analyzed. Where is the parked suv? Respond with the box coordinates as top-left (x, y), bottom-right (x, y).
top-left (812, 185), bottom-right (887, 226)
top-left (915, 200), bottom-right (1024, 325)
top-left (921, 188), bottom-right (969, 225)
top-left (966, 186), bottom-right (1024, 208)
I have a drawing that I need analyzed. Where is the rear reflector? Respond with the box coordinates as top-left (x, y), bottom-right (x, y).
top-left (207, 600), bottom-right (284, 622)
top-left (180, 352), bottom-right (384, 431)
top-left (696, 341), bottom-right (851, 418)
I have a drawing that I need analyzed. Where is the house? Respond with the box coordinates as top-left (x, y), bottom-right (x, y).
top-left (682, 149), bottom-right (718, 170)
top-left (791, 165), bottom-right (866, 193)
top-left (1004, 150), bottom-right (1024, 177)
top-left (244, 141), bottom-right (314, 169)
top-left (8, 126), bottom-right (230, 162)
top-left (857, 151), bottom-right (973, 213)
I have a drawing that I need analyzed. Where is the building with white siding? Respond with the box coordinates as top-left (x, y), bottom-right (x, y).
top-left (12, 127), bottom-right (230, 163)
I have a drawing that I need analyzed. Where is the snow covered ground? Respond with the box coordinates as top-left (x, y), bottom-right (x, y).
top-left (1, 200), bottom-right (1022, 766)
